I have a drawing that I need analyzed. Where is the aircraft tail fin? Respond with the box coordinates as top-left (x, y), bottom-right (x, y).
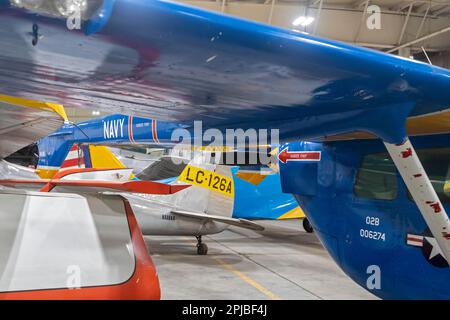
top-left (83, 145), bottom-right (128, 170)
top-left (233, 171), bottom-right (305, 220)
top-left (141, 158), bottom-right (235, 219)
top-left (84, 145), bottom-right (137, 179)
top-left (37, 140), bottom-right (132, 179)
top-left (175, 159), bottom-right (235, 219)
top-left (36, 135), bottom-right (74, 179)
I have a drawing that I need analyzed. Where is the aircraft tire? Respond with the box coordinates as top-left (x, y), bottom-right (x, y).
top-left (303, 218), bottom-right (314, 233)
top-left (197, 243), bottom-right (208, 255)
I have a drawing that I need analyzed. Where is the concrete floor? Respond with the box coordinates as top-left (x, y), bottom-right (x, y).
top-left (145, 219), bottom-right (377, 300)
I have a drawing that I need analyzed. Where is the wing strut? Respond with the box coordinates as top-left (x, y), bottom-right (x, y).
top-left (384, 138), bottom-right (450, 262)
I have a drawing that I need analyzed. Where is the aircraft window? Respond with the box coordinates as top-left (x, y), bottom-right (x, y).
top-left (407, 148), bottom-right (450, 204)
top-left (354, 152), bottom-right (398, 200)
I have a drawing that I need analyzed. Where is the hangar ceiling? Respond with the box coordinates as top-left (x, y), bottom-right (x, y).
top-left (178, 0), bottom-right (450, 56)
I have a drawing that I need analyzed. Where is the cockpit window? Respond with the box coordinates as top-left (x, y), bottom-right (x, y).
top-left (354, 152), bottom-right (398, 200)
top-left (354, 148), bottom-right (450, 203)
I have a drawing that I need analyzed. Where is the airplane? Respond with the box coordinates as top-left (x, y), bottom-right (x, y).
top-left (3, 152), bottom-right (265, 256)
top-left (30, 112), bottom-right (307, 231)
top-left (104, 145), bottom-right (309, 229)
top-left (103, 145), bottom-right (310, 229)
top-left (30, 114), bottom-right (307, 254)
top-left (1, 0), bottom-right (450, 299)
top-left (279, 135), bottom-right (450, 299)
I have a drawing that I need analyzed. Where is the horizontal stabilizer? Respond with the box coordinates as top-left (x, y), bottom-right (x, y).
top-left (0, 179), bottom-right (190, 195)
top-left (171, 210), bottom-right (264, 231)
top-left (0, 94), bottom-right (65, 159)
top-left (53, 167), bottom-right (134, 181)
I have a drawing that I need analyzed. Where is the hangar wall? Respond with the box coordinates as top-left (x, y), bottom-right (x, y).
top-left (431, 51), bottom-right (450, 68)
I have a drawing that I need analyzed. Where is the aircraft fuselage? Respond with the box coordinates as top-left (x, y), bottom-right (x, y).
top-left (127, 193), bottom-right (229, 236)
top-left (280, 133), bottom-right (450, 299)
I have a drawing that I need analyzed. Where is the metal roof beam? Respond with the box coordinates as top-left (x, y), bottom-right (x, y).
top-left (388, 24), bottom-right (450, 53)
top-left (432, 4), bottom-right (450, 15)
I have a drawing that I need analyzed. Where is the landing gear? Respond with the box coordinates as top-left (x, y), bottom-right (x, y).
top-left (303, 218), bottom-right (314, 233)
top-left (196, 236), bottom-right (208, 255)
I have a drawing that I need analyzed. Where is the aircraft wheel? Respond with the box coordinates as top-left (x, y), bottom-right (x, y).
top-left (303, 218), bottom-right (314, 233)
top-left (197, 243), bottom-right (208, 255)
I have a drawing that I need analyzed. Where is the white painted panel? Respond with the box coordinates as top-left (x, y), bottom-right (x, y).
top-left (60, 169), bottom-right (133, 181)
top-left (0, 191), bottom-right (135, 292)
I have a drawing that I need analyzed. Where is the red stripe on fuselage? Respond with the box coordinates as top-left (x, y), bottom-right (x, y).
top-left (152, 119), bottom-right (160, 144)
top-left (61, 158), bottom-right (84, 168)
top-left (129, 116), bottom-right (135, 144)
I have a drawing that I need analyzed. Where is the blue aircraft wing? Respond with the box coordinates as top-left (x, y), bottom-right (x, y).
top-left (0, 0), bottom-right (450, 144)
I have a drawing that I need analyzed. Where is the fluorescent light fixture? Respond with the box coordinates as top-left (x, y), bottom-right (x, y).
top-left (10, 0), bottom-right (102, 19)
top-left (11, 0), bottom-right (44, 9)
top-left (54, 0), bottom-right (88, 17)
top-left (292, 16), bottom-right (315, 27)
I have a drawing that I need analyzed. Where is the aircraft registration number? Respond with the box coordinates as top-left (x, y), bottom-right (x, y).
top-left (360, 215), bottom-right (385, 241)
top-left (360, 229), bottom-right (386, 241)
top-left (178, 165), bottom-right (234, 197)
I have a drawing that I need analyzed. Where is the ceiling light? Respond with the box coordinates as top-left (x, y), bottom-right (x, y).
top-left (12, 0), bottom-right (44, 9)
top-left (292, 16), bottom-right (315, 27)
top-left (53, 0), bottom-right (87, 17)
top-left (9, 0), bottom-right (102, 20)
